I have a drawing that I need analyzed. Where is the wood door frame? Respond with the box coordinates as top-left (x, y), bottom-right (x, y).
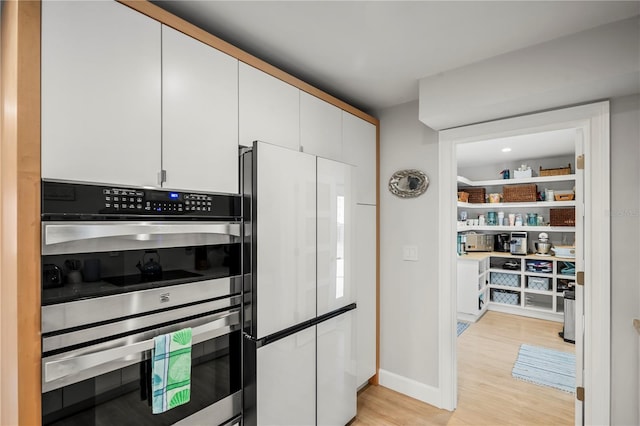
top-left (437, 101), bottom-right (611, 425)
top-left (0, 1), bottom-right (42, 424)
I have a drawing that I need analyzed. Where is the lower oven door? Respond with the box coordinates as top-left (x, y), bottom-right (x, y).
top-left (42, 310), bottom-right (242, 426)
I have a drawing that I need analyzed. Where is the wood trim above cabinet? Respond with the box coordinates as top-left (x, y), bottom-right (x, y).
top-left (117, 0), bottom-right (379, 126)
top-left (0, 0), bottom-right (42, 424)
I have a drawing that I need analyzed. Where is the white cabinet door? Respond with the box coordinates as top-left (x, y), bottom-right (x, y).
top-left (457, 259), bottom-right (480, 315)
top-left (162, 25), bottom-right (239, 194)
top-left (41, 1), bottom-right (161, 187)
top-left (342, 112), bottom-right (377, 205)
top-left (354, 204), bottom-right (376, 387)
top-left (317, 311), bottom-right (357, 426)
top-left (300, 92), bottom-right (342, 161)
top-left (317, 157), bottom-right (355, 316)
top-left (256, 142), bottom-right (316, 338)
top-left (239, 63), bottom-right (300, 151)
top-left (257, 327), bottom-right (315, 426)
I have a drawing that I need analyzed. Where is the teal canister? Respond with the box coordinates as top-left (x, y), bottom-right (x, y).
top-left (486, 211), bottom-right (497, 225)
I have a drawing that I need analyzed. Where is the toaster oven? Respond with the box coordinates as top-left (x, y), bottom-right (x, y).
top-left (464, 233), bottom-right (494, 252)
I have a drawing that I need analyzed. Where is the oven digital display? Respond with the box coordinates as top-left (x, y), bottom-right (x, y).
top-left (169, 192), bottom-right (179, 199)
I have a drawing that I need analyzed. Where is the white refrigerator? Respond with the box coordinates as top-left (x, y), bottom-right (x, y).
top-left (242, 141), bottom-right (356, 426)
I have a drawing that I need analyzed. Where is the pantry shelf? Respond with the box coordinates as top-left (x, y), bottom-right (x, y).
top-left (457, 174), bottom-right (576, 187)
top-left (457, 200), bottom-right (576, 209)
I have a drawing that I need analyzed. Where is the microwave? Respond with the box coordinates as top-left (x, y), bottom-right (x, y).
top-left (464, 233), bottom-right (494, 252)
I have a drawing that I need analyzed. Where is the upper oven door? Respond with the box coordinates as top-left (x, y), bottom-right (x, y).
top-left (41, 221), bottom-right (241, 306)
top-left (42, 221), bottom-right (241, 255)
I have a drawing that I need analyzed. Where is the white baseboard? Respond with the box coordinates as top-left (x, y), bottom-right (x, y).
top-left (378, 369), bottom-right (442, 408)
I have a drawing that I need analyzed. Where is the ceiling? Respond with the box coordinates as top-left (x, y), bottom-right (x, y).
top-left (456, 128), bottom-right (576, 168)
top-left (153, 1), bottom-right (640, 115)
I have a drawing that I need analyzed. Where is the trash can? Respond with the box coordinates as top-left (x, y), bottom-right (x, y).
top-left (561, 290), bottom-right (575, 343)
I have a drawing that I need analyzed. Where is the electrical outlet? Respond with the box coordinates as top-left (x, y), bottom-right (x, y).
top-left (403, 245), bottom-right (418, 261)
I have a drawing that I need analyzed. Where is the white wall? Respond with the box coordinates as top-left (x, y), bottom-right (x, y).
top-left (377, 96), bottom-right (639, 422)
top-left (419, 17), bottom-right (640, 130)
top-left (609, 94), bottom-right (639, 426)
top-left (377, 100), bottom-right (440, 394)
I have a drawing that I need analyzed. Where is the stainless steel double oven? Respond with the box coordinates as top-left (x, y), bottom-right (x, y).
top-left (41, 181), bottom-right (243, 425)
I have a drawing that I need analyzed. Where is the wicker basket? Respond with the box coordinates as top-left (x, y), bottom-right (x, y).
top-left (502, 184), bottom-right (537, 202)
top-left (457, 191), bottom-right (469, 202)
top-left (540, 164), bottom-right (572, 176)
top-left (554, 193), bottom-right (575, 201)
top-left (550, 208), bottom-right (575, 226)
top-left (460, 187), bottom-right (485, 203)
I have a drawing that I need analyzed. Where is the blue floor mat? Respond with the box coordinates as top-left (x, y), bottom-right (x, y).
top-left (512, 344), bottom-right (576, 393)
top-left (457, 321), bottom-right (470, 337)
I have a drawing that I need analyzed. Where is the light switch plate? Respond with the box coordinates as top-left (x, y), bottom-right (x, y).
top-left (403, 245), bottom-right (418, 261)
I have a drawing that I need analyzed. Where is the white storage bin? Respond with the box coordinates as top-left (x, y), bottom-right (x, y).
top-left (513, 169), bottom-right (532, 179)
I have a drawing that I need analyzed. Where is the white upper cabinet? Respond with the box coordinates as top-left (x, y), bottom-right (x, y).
top-left (342, 112), bottom-right (377, 205)
top-left (300, 92), bottom-right (343, 161)
top-left (162, 26), bottom-right (239, 194)
top-left (239, 63), bottom-right (300, 151)
top-left (41, 1), bottom-right (161, 187)
top-left (317, 157), bottom-right (355, 316)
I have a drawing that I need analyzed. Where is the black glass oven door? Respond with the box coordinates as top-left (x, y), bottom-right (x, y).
top-left (42, 328), bottom-right (241, 426)
top-left (41, 221), bottom-right (241, 305)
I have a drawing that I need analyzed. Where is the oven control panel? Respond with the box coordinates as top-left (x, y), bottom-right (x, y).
top-left (42, 181), bottom-right (240, 219)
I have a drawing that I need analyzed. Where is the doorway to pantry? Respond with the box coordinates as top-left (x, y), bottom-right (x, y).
top-left (437, 102), bottom-right (611, 426)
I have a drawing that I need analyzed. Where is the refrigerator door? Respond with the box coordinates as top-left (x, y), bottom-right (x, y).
top-left (317, 309), bottom-right (357, 426)
top-left (317, 157), bottom-right (355, 316)
top-left (256, 326), bottom-right (316, 426)
top-left (254, 142), bottom-right (317, 338)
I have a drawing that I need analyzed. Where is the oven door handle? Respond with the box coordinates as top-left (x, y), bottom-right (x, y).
top-left (43, 222), bottom-right (241, 247)
top-left (43, 310), bottom-right (239, 384)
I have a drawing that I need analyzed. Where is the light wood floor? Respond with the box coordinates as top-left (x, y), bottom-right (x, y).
top-left (353, 311), bottom-right (575, 425)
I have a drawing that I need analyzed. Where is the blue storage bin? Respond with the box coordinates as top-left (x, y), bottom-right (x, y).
top-left (491, 289), bottom-right (520, 305)
top-left (527, 276), bottom-right (550, 290)
top-left (490, 272), bottom-right (520, 287)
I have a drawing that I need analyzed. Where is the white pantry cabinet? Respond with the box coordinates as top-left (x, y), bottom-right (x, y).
top-left (239, 63), bottom-right (300, 151)
top-left (354, 204), bottom-right (377, 387)
top-left (457, 255), bottom-right (490, 322)
top-left (342, 112), bottom-right (377, 205)
top-left (300, 92), bottom-right (343, 161)
top-left (41, 1), bottom-right (161, 187)
top-left (162, 25), bottom-right (238, 194)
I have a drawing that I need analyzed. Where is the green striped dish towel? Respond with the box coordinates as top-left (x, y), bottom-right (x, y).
top-left (152, 328), bottom-right (192, 414)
